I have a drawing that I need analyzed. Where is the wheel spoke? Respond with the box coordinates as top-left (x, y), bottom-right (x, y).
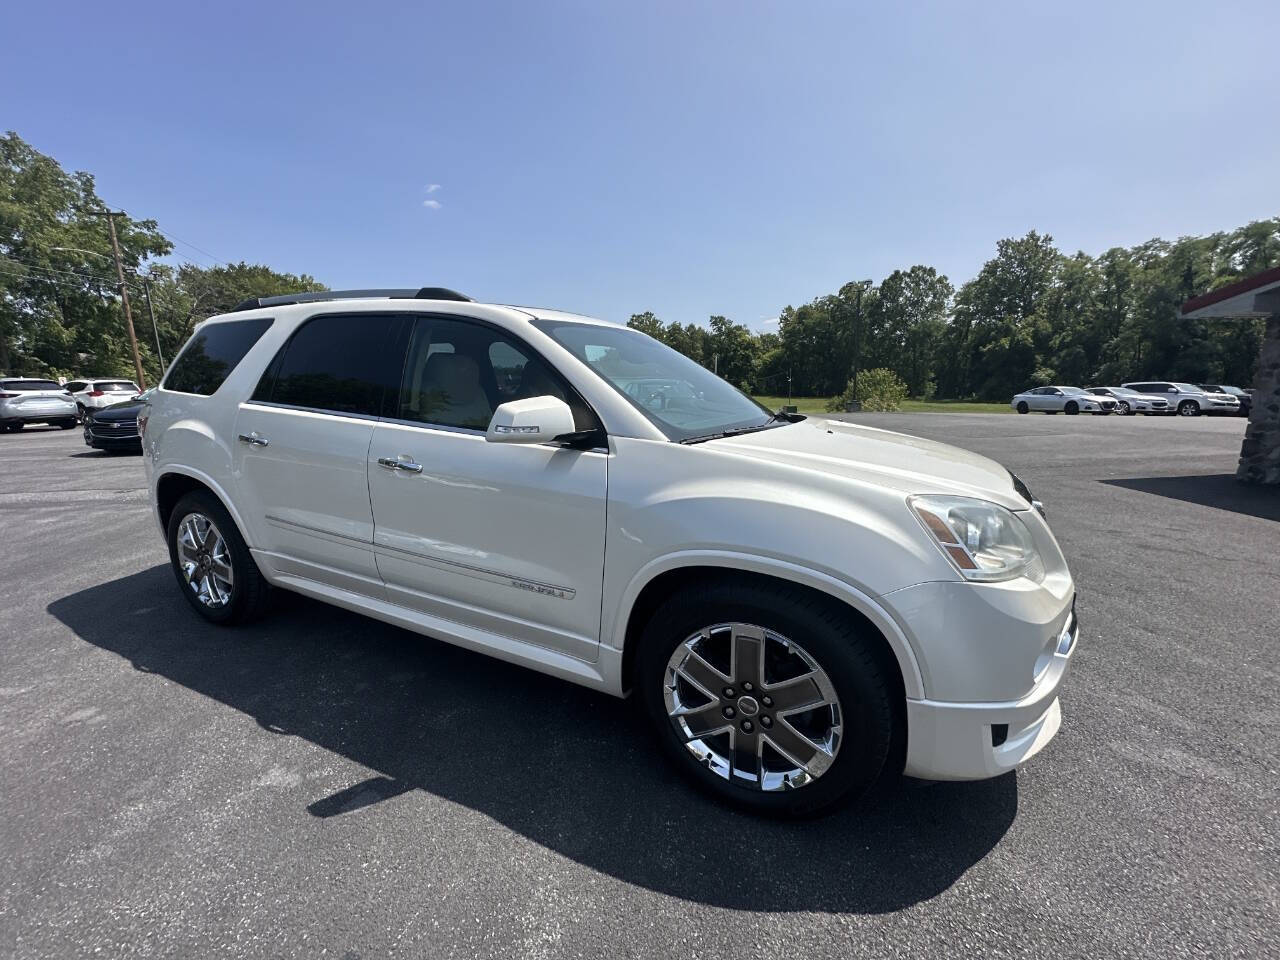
top-left (765, 672), bottom-right (827, 713)
top-left (673, 702), bottom-right (731, 740)
top-left (729, 729), bottom-right (763, 786)
top-left (766, 719), bottom-right (836, 777)
top-left (730, 624), bottom-right (765, 688)
top-left (675, 646), bottom-right (730, 699)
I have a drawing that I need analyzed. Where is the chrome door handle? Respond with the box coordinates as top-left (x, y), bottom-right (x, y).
top-left (378, 456), bottom-right (422, 473)
top-left (238, 432), bottom-right (269, 447)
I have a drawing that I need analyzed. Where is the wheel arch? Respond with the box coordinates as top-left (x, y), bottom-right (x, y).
top-left (614, 553), bottom-right (925, 702)
top-left (154, 468), bottom-right (253, 548)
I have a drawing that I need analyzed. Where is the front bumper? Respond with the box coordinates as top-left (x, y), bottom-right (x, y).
top-left (904, 607), bottom-right (1078, 779)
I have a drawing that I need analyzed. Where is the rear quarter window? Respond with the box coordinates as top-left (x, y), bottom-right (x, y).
top-left (165, 317), bottom-right (274, 396)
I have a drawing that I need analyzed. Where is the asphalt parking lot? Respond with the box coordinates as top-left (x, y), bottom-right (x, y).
top-left (2, 414), bottom-right (1276, 959)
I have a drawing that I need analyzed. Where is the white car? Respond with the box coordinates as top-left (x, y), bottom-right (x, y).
top-left (1120, 381), bottom-right (1239, 417)
top-left (1085, 386), bottom-right (1170, 416)
top-left (0, 377), bottom-right (79, 432)
top-left (1011, 386), bottom-right (1115, 415)
top-left (144, 288), bottom-right (1078, 816)
top-left (63, 378), bottom-right (143, 418)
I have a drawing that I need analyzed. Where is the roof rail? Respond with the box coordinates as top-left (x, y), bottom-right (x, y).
top-left (230, 287), bottom-right (472, 312)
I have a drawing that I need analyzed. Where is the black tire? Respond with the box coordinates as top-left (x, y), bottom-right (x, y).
top-left (1177, 400), bottom-right (1199, 417)
top-left (76, 403), bottom-right (87, 422)
top-left (1016, 401), bottom-right (1029, 414)
top-left (635, 580), bottom-right (894, 818)
top-left (57, 418), bottom-right (77, 429)
top-left (1118, 401), bottom-right (1131, 415)
top-left (166, 490), bottom-right (272, 625)
top-left (6, 421), bottom-right (24, 432)
top-left (1065, 401), bottom-right (1079, 415)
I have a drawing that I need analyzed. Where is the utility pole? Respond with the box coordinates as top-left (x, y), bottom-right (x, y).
top-left (90, 211), bottom-right (147, 389)
top-left (848, 279), bottom-right (872, 399)
top-left (141, 276), bottom-right (165, 372)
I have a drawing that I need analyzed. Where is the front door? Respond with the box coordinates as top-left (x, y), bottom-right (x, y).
top-left (367, 315), bottom-right (608, 661)
top-left (233, 312), bottom-right (404, 596)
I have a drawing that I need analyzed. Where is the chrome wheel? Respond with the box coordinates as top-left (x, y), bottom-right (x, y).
top-left (176, 512), bottom-right (234, 609)
top-left (664, 622), bottom-right (842, 791)
top-left (1118, 401), bottom-right (1130, 415)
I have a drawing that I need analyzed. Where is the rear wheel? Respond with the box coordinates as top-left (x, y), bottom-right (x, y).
top-left (636, 581), bottom-right (894, 817)
top-left (1177, 400), bottom-right (1200, 417)
top-left (1016, 401), bottom-right (1029, 414)
top-left (166, 490), bottom-right (271, 625)
top-left (5, 421), bottom-right (24, 432)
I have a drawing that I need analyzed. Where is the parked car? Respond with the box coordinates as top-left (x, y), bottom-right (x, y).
top-left (0, 377), bottom-right (79, 432)
top-left (1010, 385), bottom-right (1115, 415)
top-left (1198, 384), bottom-right (1252, 417)
top-left (1121, 381), bottom-right (1239, 417)
top-left (144, 288), bottom-right (1078, 816)
top-left (82, 391), bottom-right (150, 453)
top-left (63, 378), bottom-right (143, 419)
top-left (1084, 386), bottom-right (1170, 416)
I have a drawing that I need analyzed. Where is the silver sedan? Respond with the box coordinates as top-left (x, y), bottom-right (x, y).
top-left (1011, 386), bottom-right (1116, 415)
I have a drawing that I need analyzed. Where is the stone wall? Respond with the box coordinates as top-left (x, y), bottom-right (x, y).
top-left (1237, 314), bottom-right (1280, 485)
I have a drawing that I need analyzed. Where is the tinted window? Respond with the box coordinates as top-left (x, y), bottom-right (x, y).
top-left (64, 381), bottom-right (85, 392)
top-left (398, 317), bottom-right (598, 432)
top-left (165, 317), bottom-right (274, 396)
top-left (2, 379), bottom-right (62, 391)
top-left (264, 313), bottom-right (400, 417)
top-left (96, 381), bottom-right (139, 393)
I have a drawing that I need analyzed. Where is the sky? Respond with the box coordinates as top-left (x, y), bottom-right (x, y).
top-left (6, 1), bottom-right (1279, 330)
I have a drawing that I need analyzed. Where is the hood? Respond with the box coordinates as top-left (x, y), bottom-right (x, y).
top-left (92, 399), bottom-right (145, 420)
top-left (709, 417), bottom-right (1025, 508)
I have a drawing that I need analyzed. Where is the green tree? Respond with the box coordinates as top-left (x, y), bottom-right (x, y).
top-left (0, 131), bottom-right (171, 377)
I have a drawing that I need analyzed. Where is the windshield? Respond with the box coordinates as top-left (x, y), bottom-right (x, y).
top-left (531, 319), bottom-right (775, 441)
top-left (1174, 383), bottom-right (1201, 392)
top-left (1060, 387), bottom-right (1090, 396)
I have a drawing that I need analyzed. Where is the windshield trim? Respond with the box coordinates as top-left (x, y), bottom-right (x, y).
top-left (530, 318), bottom-right (776, 442)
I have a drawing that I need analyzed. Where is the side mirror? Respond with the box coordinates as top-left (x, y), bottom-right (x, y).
top-left (486, 395), bottom-right (576, 444)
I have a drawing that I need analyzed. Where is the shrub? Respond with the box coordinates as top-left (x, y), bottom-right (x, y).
top-left (825, 368), bottom-right (910, 412)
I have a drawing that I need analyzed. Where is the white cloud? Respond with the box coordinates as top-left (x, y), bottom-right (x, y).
top-left (425, 183), bottom-right (442, 193)
top-left (422, 199), bottom-right (442, 210)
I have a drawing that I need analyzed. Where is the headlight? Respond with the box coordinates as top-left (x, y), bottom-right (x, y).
top-left (909, 495), bottom-right (1044, 583)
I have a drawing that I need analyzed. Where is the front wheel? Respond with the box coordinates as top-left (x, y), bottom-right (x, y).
top-left (636, 582), bottom-right (894, 817)
top-left (1065, 401), bottom-right (1079, 415)
top-left (1118, 401), bottom-right (1131, 415)
top-left (57, 418), bottom-right (77, 429)
top-left (166, 490), bottom-right (271, 625)
top-left (1178, 400), bottom-right (1200, 417)
top-left (1016, 401), bottom-right (1029, 414)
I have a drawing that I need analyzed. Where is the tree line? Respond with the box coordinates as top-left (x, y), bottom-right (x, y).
top-left (3, 131), bottom-right (1276, 399)
top-left (630, 221), bottom-right (1278, 400)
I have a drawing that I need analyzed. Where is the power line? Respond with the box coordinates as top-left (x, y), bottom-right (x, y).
top-left (155, 228), bottom-right (230, 268)
top-left (0, 256), bottom-right (129, 288)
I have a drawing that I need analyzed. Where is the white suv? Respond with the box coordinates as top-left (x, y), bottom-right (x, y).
top-left (64, 378), bottom-right (143, 418)
top-left (144, 288), bottom-right (1078, 816)
top-left (1121, 381), bottom-right (1239, 417)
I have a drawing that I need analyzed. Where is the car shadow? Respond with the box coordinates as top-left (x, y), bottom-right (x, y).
top-left (48, 566), bottom-right (1017, 914)
top-left (1102, 474), bottom-right (1280, 522)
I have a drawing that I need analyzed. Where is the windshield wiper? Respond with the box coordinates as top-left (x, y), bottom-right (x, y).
top-left (678, 418), bottom-right (794, 445)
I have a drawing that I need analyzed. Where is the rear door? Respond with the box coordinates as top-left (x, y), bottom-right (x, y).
top-left (366, 314), bottom-right (608, 661)
top-left (233, 312), bottom-right (407, 597)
